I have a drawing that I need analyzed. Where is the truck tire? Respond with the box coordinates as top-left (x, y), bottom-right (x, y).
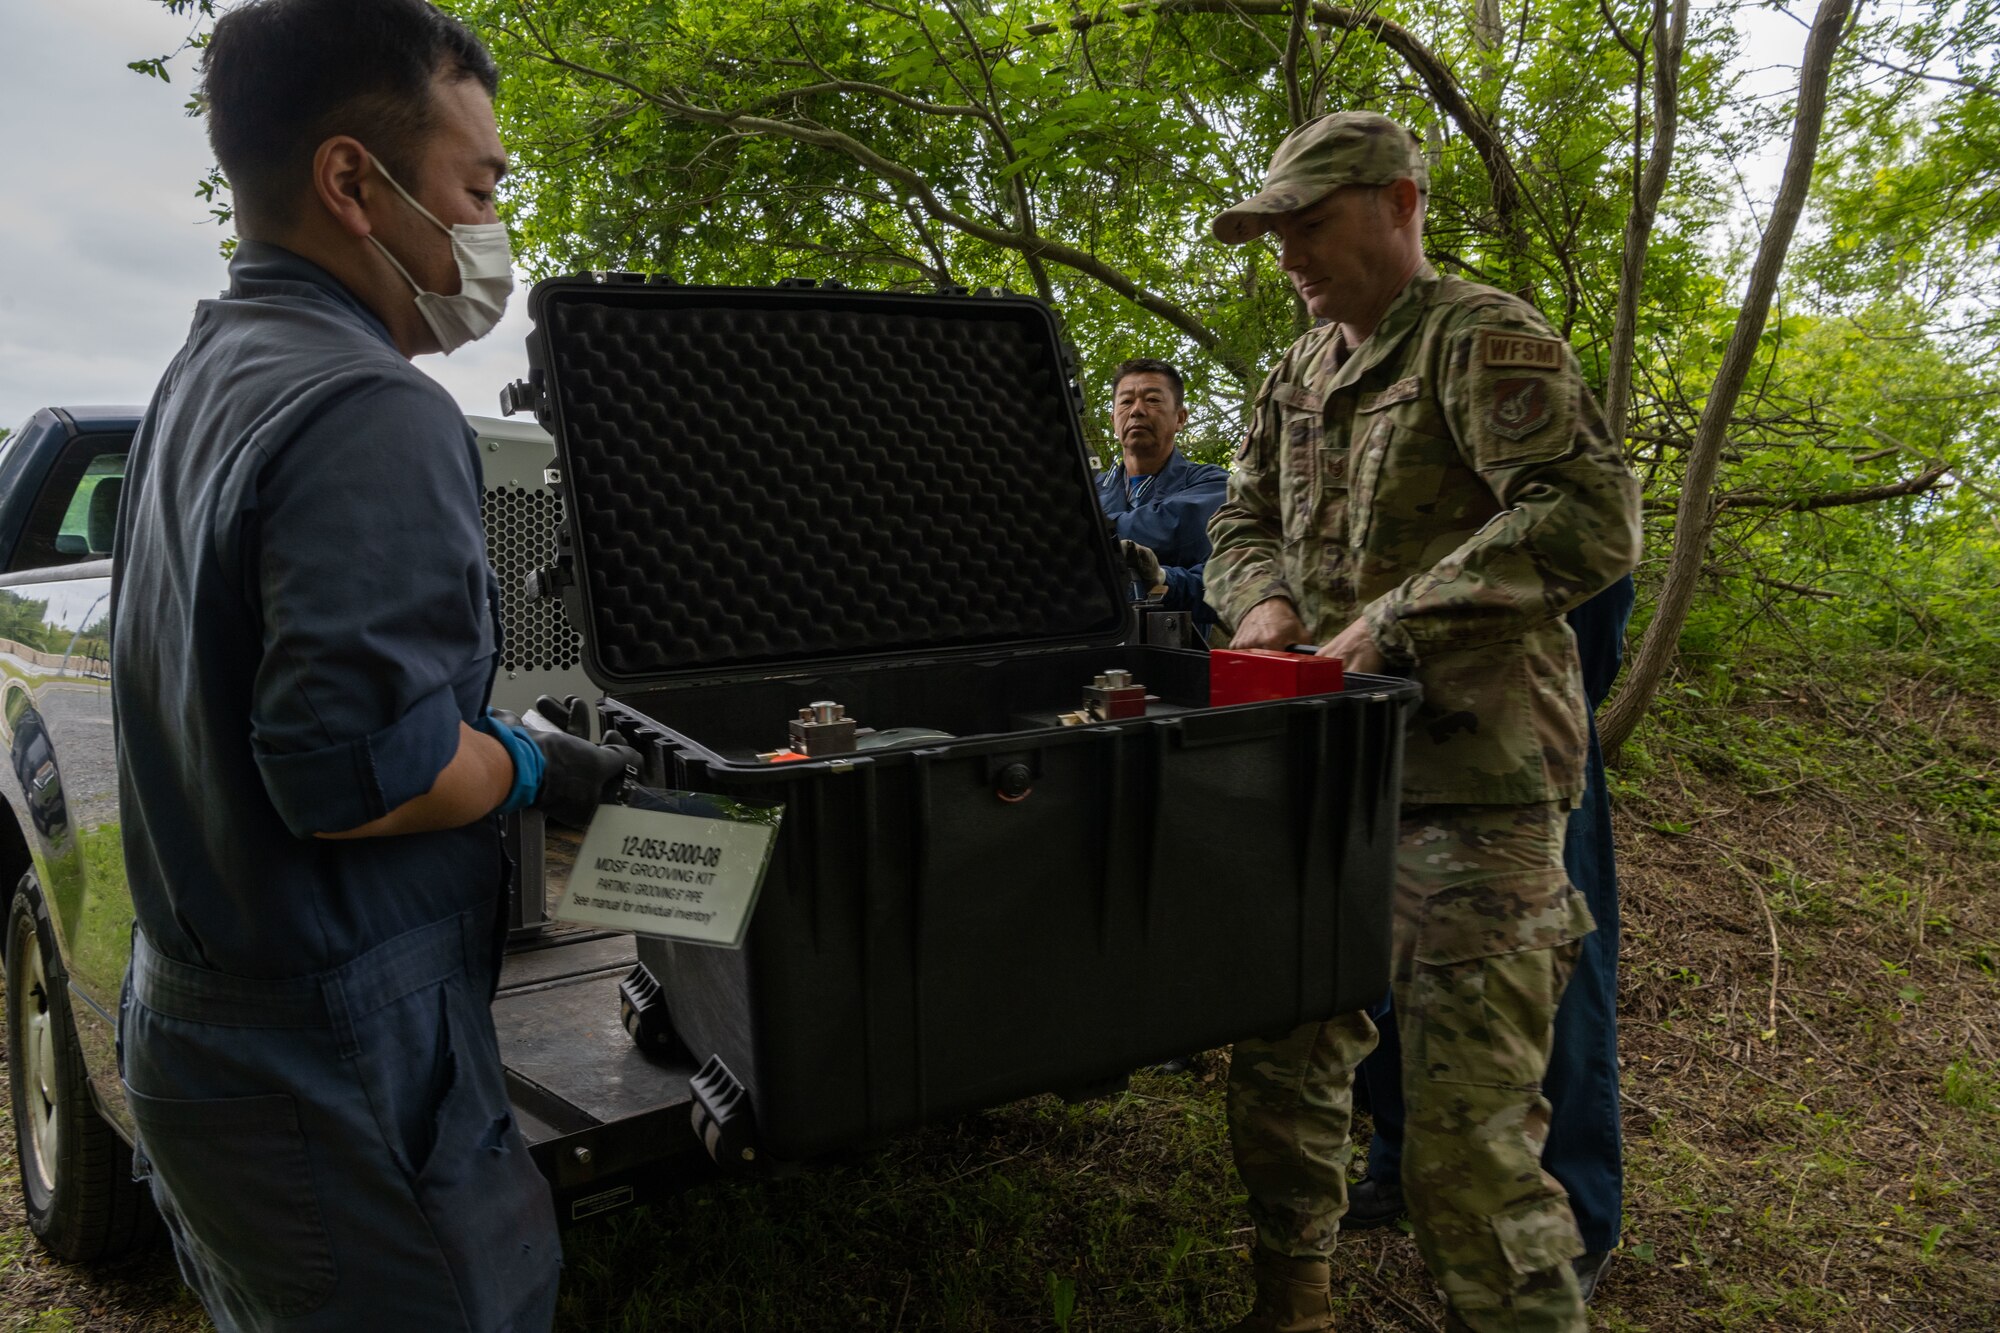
top-left (6, 872), bottom-right (158, 1260)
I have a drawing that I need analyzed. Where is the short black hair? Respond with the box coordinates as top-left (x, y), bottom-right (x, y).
top-left (202, 0), bottom-right (498, 232)
top-left (1111, 358), bottom-right (1185, 407)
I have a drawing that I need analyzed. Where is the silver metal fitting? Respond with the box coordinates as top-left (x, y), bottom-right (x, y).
top-left (1083, 669), bottom-right (1149, 722)
top-left (788, 699), bottom-right (859, 756)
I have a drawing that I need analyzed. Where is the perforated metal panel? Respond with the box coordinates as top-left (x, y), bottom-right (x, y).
top-left (481, 484), bottom-right (581, 672)
top-left (470, 415), bottom-right (598, 720)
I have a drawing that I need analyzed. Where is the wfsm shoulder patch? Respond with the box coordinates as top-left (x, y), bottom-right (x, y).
top-left (1480, 330), bottom-right (1564, 371)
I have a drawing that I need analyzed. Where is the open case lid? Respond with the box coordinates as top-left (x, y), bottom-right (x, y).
top-left (510, 275), bottom-right (1131, 692)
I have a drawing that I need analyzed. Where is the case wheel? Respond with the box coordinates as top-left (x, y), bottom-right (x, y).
top-left (6, 873), bottom-right (158, 1260)
top-left (617, 964), bottom-right (687, 1059)
top-left (689, 1055), bottom-right (760, 1168)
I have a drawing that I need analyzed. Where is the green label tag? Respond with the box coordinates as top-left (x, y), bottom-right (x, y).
top-left (555, 789), bottom-right (783, 949)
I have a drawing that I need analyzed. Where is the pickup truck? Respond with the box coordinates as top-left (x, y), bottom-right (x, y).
top-left (0, 405), bottom-right (708, 1263)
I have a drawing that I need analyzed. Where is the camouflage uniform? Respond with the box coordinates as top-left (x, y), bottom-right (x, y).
top-left (1206, 113), bottom-right (1642, 1333)
top-left (1226, 807), bottom-right (1596, 1331)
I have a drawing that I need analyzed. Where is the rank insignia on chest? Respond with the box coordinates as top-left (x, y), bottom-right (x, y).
top-left (1488, 377), bottom-right (1552, 440)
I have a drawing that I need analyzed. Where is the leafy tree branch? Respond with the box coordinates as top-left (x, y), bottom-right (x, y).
top-left (501, 1), bottom-right (1248, 377)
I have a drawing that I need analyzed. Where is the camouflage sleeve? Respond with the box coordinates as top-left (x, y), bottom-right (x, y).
top-left (1362, 306), bottom-right (1641, 664)
top-left (1202, 364), bottom-right (1293, 632)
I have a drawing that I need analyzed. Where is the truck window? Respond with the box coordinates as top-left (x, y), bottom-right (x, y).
top-left (8, 435), bottom-right (130, 573)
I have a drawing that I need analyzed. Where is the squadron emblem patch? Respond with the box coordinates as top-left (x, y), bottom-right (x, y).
top-left (1487, 377), bottom-right (1552, 440)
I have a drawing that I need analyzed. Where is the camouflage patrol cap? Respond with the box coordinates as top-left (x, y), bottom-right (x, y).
top-left (1212, 111), bottom-right (1429, 244)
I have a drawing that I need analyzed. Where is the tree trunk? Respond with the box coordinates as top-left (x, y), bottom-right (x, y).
top-left (1474, 0), bottom-right (1504, 104)
top-left (1602, 0), bottom-right (1689, 446)
top-left (1599, 0), bottom-right (1854, 757)
top-left (1282, 0), bottom-right (1310, 128)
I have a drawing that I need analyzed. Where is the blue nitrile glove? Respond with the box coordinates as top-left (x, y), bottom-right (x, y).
top-left (478, 709), bottom-right (546, 815)
top-left (482, 706), bottom-right (641, 826)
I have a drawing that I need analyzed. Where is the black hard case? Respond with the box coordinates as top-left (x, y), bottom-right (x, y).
top-left (519, 274), bottom-right (1419, 1161)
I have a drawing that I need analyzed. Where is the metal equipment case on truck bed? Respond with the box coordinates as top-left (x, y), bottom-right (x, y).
top-left (507, 275), bottom-right (1421, 1166)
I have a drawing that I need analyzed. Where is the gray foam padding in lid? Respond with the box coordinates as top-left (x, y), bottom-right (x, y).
top-left (542, 292), bottom-right (1127, 684)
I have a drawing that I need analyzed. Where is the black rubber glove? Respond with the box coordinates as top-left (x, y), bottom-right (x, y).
top-left (1119, 539), bottom-right (1166, 596)
top-left (532, 728), bottom-right (640, 828)
top-left (533, 694), bottom-right (593, 739)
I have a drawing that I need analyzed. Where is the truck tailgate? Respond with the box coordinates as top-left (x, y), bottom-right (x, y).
top-left (496, 932), bottom-right (689, 1134)
top-left (496, 930), bottom-right (709, 1223)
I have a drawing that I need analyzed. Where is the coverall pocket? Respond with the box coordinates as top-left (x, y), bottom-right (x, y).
top-left (411, 978), bottom-right (561, 1324)
top-left (353, 980), bottom-right (457, 1181)
top-left (1410, 869), bottom-right (1592, 1091)
top-left (413, 984), bottom-right (503, 1191)
top-left (1490, 1193), bottom-right (1587, 1278)
top-left (122, 1084), bottom-right (337, 1317)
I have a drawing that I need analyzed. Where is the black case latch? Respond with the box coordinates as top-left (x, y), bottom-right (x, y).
top-left (524, 555), bottom-right (573, 604)
top-left (499, 370), bottom-right (546, 419)
top-left (526, 521), bottom-right (589, 648)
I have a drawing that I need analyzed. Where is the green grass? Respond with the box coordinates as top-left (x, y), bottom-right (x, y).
top-left (552, 1080), bottom-right (1253, 1331)
top-left (1944, 1059), bottom-right (1999, 1115)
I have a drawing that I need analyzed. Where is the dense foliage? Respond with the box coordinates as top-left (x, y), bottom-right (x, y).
top-left (140, 0), bottom-right (2000, 708)
top-left (451, 0), bottom-right (1747, 452)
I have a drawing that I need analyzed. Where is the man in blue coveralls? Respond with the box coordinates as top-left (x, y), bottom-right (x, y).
top-left (1345, 575), bottom-right (1638, 1302)
top-left (1096, 358), bottom-right (1229, 641)
top-left (110, 3), bottom-right (633, 1329)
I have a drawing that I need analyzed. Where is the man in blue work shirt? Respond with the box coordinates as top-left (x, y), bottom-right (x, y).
top-left (110, 3), bottom-right (631, 1329)
top-left (1096, 358), bottom-right (1228, 641)
top-left (1345, 574), bottom-right (1638, 1302)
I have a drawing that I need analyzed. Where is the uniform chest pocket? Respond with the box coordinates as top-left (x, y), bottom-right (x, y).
top-left (1348, 376), bottom-right (1424, 549)
top-left (1271, 382), bottom-right (1326, 546)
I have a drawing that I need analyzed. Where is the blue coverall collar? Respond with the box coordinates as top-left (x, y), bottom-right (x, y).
top-left (1101, 449), bottom-right (1191, 514)
top-left (227, 240), bottom-right (401, 354)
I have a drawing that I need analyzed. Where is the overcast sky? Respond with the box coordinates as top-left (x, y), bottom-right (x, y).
top-left (0, 1), bottom-right (1810, 436)
top-left (0, 0), bottom-right (536, 433)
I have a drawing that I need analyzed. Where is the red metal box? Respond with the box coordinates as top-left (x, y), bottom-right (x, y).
top-left (1209, 649), bottom-right (1345, 707)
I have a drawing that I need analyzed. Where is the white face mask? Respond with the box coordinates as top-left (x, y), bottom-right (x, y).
top-left (365, 155), bottom-right (514, 354)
